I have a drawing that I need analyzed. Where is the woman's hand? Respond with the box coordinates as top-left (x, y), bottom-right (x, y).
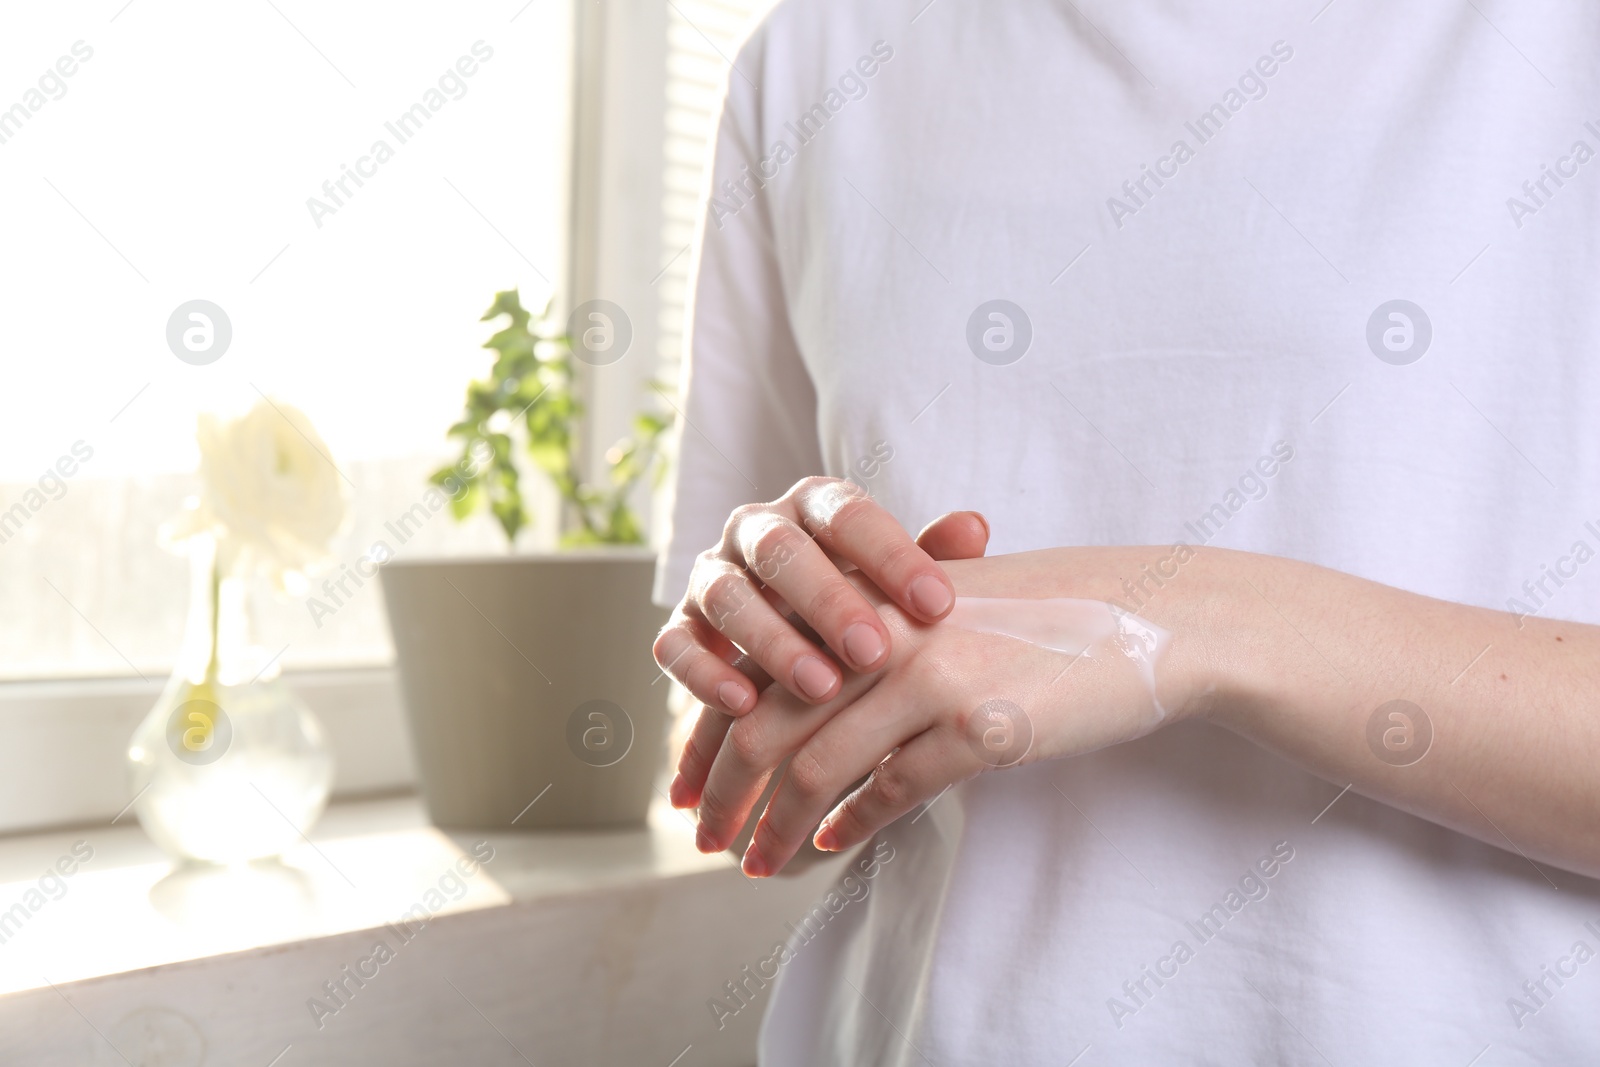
top-left (653, 477), bottom-right (985, 713)
top-left (660, 487), bottom-right (991, 814)
top-left (682, 548), bottom-right (1224, 877)
top-left (679, 542), bottom-right (1600, 882)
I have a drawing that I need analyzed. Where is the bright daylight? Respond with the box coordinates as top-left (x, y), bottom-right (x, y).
top-left (0, 1), bottom-right (1596, 1065)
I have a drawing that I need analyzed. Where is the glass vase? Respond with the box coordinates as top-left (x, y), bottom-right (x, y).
top-left (126, 534), bottom-right (333, 865)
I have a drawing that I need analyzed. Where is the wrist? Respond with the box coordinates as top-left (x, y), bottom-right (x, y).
top-left (1170, 547), bottom-right (1289, 732)
top-left (939, 545), bottom-right (1252, 730)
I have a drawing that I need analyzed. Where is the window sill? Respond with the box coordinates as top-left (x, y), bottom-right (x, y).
top-left (0, 794), bottom-right (843, 1066)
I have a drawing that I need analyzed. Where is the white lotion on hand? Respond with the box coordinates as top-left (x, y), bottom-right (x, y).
top-left (944, 597), bottom-right (1172, 718)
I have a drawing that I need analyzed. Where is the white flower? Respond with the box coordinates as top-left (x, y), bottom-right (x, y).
top-left (182, 399), bottom-right (348, 581)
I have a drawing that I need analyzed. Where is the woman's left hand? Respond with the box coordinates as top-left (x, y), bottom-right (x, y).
top-left (682, 548), bottom-right (1220, 877)
top-left (677, 542), bottom-right (1600, 882)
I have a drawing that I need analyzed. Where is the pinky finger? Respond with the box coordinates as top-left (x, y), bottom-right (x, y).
top-left (670, 704), bottom-right (735, 810)
top-left (813, 729), bottom-right (973, 852)
top-left (653, 616), bottom-right (758, 716)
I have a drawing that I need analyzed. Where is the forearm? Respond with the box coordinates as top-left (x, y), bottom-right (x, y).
top-left (941, 546), bottom-right (1600, 877)
top-left (1207, 549), bottom-right (1600, 879)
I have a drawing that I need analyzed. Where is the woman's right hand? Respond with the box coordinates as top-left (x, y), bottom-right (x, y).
top-left (652, 476), bottom-right (988, 714)
top-left (655, 477), bottom-right (989, 816)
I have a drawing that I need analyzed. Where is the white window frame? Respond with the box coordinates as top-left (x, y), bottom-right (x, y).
top-left (0, 0), bottom-right (706, 833)
top-left (569, 0), bottom-right (673, 509)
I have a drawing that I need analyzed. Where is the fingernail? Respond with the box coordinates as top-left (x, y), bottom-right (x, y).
top-left (813, 824), bottom-right (840, 852)
top-left (909, 574), bottom-right (953, 617)
top-left (695, 825), bottom-right (718, 853)
top-left (668, 773), bottom-right (691, 808)
top-left (842, 623), bottom-right (886, 670)
top-left (741, 842), bottom-right (768, 878)
top-left (793, 655), bottom-right (837, 700)
top-left (718, 681), bottom-right (751, 713)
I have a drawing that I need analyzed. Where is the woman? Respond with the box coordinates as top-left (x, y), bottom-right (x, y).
top-left (653, 1), bottom-right (1600, 1062)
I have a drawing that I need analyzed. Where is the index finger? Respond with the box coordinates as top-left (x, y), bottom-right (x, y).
top-left (791, 478), bottom-right (956, 623)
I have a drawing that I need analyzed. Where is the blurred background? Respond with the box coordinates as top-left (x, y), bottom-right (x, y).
top-left (0, 5), bottom-right (830, 1065)
top-left (0, 0), bottom-right (781, 824)
top-left (1, 0), bottom-right (776, 678)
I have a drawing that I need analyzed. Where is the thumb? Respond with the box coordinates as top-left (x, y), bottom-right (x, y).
top-left (915, 510), bottom-right (990, 562)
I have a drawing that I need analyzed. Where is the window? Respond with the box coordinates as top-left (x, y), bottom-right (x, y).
top-left (0, 1), bottom-right (572, 680)
top-left (0, 0), bottom-right (775, 829)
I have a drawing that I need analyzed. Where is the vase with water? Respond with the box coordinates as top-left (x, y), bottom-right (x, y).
top-left (126, 532), bottom-right (333, 864)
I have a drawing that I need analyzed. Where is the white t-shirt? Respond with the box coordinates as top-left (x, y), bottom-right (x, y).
top-left (654, 1), bottom-right (1600, 1062)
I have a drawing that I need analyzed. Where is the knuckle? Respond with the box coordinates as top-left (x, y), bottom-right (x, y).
top-left (868, 762), bottom-right (913, 812)
top-left (872, 536), bottom-right (918, 577)
top-left (789, 475), bottom-right (837, 498)
top-left (724, 503), bottom-right (766, 532)
top-left (725, 717), bottom-right (770, 772)
top-left (785, 749), bottom-right (831, 802)
top-left (679, 657), bottom-right (720, 703)
top-left (749, 624), bottom-right (793, 669)
top-left (701, 570), bottom-right (755, 625)
top-left (653, 617), bottom-right (694, 657)
top-left (794, 478), bottom-right (869, 535)
top-left (679, 732), bottom-right (709, 775)
top-left (655, 639), bottom-right (702, 685)
top-left (827, 794), bottom-right (865, 840)
top-left (820, 488), bottom-right (872, 530)
top-left (751, 816), bottom-right (786, 856)
top-left (748, 617), bottom-right (787, 659)
top-left (716, 506), bottom-right (766, 558)
top-left (698, 784), bottom-right (734, 830)
top-left (746, 519), bottom-right (803, 582)
top-left (694, 545), bottom-right (727, 577)
top-left (804, 574), bottom-right (860, 626)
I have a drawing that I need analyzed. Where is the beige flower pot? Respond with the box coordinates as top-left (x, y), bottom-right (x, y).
top-left (380, 550), bottom-right (670, 830)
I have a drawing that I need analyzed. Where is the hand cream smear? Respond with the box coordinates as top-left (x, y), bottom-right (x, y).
top-left (944, 597), bottom-right (1172, 719)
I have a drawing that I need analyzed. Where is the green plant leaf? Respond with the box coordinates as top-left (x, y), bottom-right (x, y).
top-left (434, 289), bottom-right (671, 545)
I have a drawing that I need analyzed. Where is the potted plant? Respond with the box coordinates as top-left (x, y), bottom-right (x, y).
top-left (380, 290), bottom-right (672, 830)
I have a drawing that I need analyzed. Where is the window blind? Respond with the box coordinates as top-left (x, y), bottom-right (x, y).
top-left (656, 0), bottom-right (777, 385)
